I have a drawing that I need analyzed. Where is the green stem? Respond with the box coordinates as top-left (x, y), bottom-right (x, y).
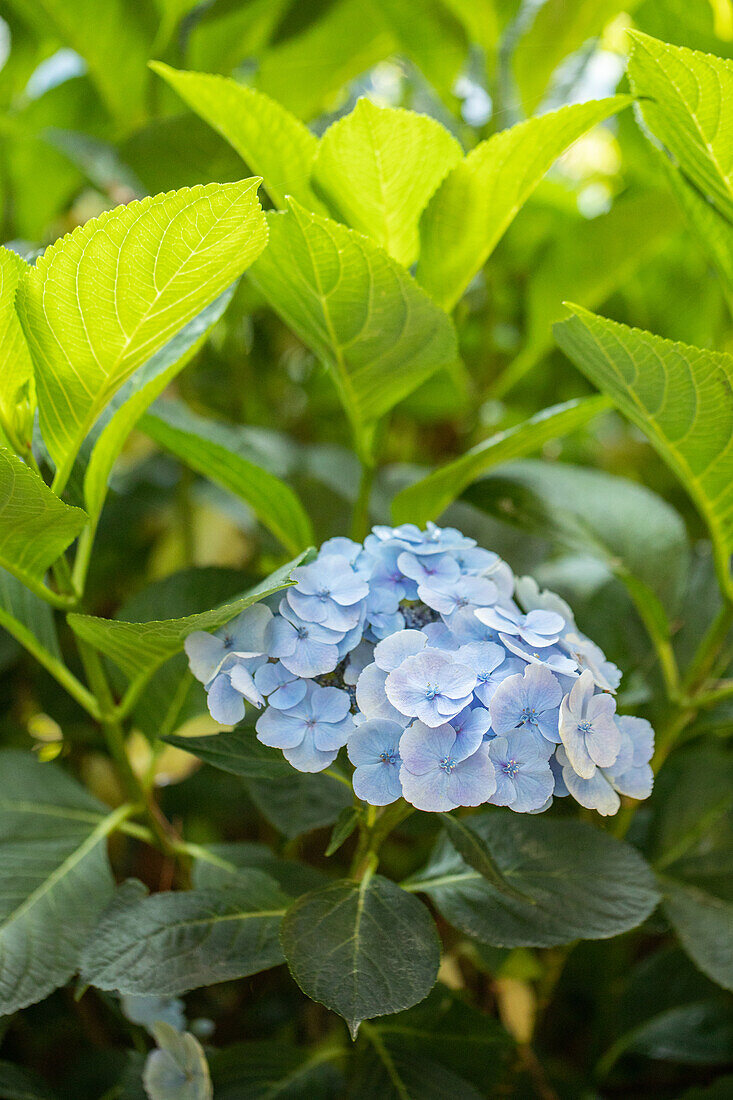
top-left (349, 799), bottom-right (413, 880)
top-left (72, 521), bottom-right (98, 595)
top-left (682, 602), bottom-right (733, 694)
top-left (350, 461), bottom-right (376, 542)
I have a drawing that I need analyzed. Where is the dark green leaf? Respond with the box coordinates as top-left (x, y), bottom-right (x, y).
top-left (405, 814), bottom-right (659, 948)
top-left (325, 807), bottom-right (360, 857)
top-left (163, 726), bottom-right (294, 780)
top-left (281, 874), bottom-right (441, 1036)
top-left (245, 771), bottom-right (353, 839)
top-left (439, 813), bottom-right (529, 900)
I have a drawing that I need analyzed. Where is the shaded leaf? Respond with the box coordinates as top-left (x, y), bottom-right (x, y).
top-left (164, 726), bottom-right (294, 781)
top-left (404, 814), bottom-right (659, 948)
top-left (246, 771), bottom-right (353, 839)
top-left (192, 841), bottom-right (329, 898)
top-left (393, 396), bottom-right (608, 526)
top-left (280, 874), bottom-right (441, 1036)
top-left (82, 876), bottom-right (288, 996)
top-left (141, 399), bottom-right (313, 554)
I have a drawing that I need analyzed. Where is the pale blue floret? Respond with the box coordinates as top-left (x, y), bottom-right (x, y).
top-left (267, 599), bottom-right (342, 677)
top-left (455, 641), bottom-right (520, 706)
top-left (356, 662), bottom-right (412, 726)
top-left (559, 669), bottom-right (620, 779)
top-left (449, 703), bottom-right (492, 756)
top-left (399, 721), bottom-right (496, 811)
top-left (184, 603), bottom-right (273, 686)
top-left (489, 663), bottom-right (563, 746)
top-left (555, 746), bottom-right (620, 816)
top-left (256, 682), bottom-right (353, 773)
top-left (385, 649), bottom-right (477, 726)
top-left (373, 629), bottom-right (427, 671)
top-left (418, 574), bottom-right (498, 618)
top-left (501, 635), bottom-right (580, 679)
top-left (488, 730), bottom-right (555, 812)
top-left (285, 554), bottom-right (368, 631)
top-left (397, 551), bottom-right (460, 587)
top-left (476, 605), bottom-right (565, 648)
top-left (254, 661), bottom-right (307, 710)
top-left (603, 715), bottom-right (654, 799)
top-left (348, 719), bottom-right (403, 805)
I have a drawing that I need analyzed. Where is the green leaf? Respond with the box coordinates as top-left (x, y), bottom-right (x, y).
top-left (254, 0), bottom-right (394, 121)
top-left (17, 180), bottom-right (268, 491)
top-left (0, 570), bottom-right (64, 692)
top-left (163, 726), bottom-right (294, 780)
top-left (0, 447), bottom-right (87, 600)
top-left (141, 399), bottom-right (313, 555)
top-left (374, 0), bottom-right (468, 101)
top-left (416, 96), bottom-right (630, 310)
top-left (246, 771), bottom-right (353, 839)
top-left (206, 1040), bottom-right (342, 1099)
top-left (393, 396), bottom-right (609, 527)
top-left (82, 875), bottom-right (288, 996)
top-left (249, 200), bottom-right (459, 459)
top-left (404, 814), bottom-right (659, 948)
top-left (325, 807), bottom-right (360, 857)
top-left (144, 1023), bottom-right (213, 1100)
top-left (67, 553), bottom-right (307, 682)
top-left (280, 874), bottom-right (441, 1036)
top-left (628, 32), bottom-right (733, 223)
top-left (439, 812), bottom-right (530, 901)
top-left (150, 63), bottom-right (326, 213)
top-left (661, 880), bottom-right (733, 992)
top-left (0, 247), bottom-right (34, 453)
top-left (499, 188), bottom-right (682, 395)
top-left (554, 305), bottom-right (733, 599)
top-left (465, 458), bottom-right (689, 616)
top-left (312, 98), bottom-right (462, 266)
top-left (514, 0), bottom-right (633, 114)
top-left (83, 290), bottom-right (235, 527)
top-left (192, 841), bottom-right (329, 898)
top-left (662, 153), bottom-right (733, 291)
top-left (0, 750), bottom-right (123, 1014)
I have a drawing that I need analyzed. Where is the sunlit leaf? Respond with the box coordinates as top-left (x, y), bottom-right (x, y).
top-left (416, 96), bottom-right (630, 310)
top-left (0, 247), bottom-right (34, 454)
top-left (17, 181), bottom-right (268, 491)
top-left (554, 305), bottom-right (733, 599)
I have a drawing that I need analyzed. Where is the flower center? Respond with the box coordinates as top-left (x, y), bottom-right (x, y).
top-left (503, 759), bottom-right (520, 778)
top-left (425, 682), bottom-right (439, 700)
top-left (296, 626), bottom-right (308, 639)
top-left (439, 756), bottom-right (456, 773)
top-left (317, 587), bottom-right (330, 600)
top-left (577, 720), bottom-right (593, 734)
top-left (520, 706), bottom-right (538, 725)
top-left (305, 718), bottom-right (316, 730)
top-left (222, 635), bottom-right (233, 649)
top-left (379, 751), bottom-right (397, 765)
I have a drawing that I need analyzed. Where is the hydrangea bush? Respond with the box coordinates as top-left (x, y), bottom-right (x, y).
top-left (187, 523), bottom-right (654, 817)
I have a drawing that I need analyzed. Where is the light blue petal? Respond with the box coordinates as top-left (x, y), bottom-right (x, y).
top-left (206, 672), bottom-right (245, 726)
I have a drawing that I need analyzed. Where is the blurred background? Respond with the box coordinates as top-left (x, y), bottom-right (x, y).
top-left (1, 1), bottom-right (732, 1095)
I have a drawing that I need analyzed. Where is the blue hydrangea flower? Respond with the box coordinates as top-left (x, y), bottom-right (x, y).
top-left (206, 669), bottom-right (250, 725)
top-left (267, 600), bottom-right (342, 677)
top-left (476, 605), bottom-right (564, 648)
top-left (450, 703), bottom-right (492, 755)
top-left (488, 730), bottom-right (554, 812)
top-left (285, 554), bottom-right (368, 631)
top-left (450, 606), bottom-right (502, 645)
top-left (555, 746), bottom-right (620, 816)
top-left (559, 632), bottom-right (621, 693)
top-left (397, 551), bottom-right (460, 588)
top-left (385, 649), bottom-right (477, 726)
top-left (559, 670), bottom-right (620, 778)
top-left (374, 629), bottom-right (427, 671)
top-left (603, 716), bottom-right (654, 799)
top-left (399, 721), bottom-right (496, 811)
top-left (501, 635), bottom-right (579, 679)
top-left (489, 663), bottom-right (562, 745)
top-left (253, 661), bottom-right (307, 710)
top-left (418, 575), bottom-right (498, 618)
top-left (456, 641), bottom-right (521, 706)
top-left (256, 682), bottom-right (353, 772)
top-left (348, 719), bottom-right (403, 805)
top-left (355, 662), bottom-right (411, 726)
top-left (185, 603), bottom-right (273, 686)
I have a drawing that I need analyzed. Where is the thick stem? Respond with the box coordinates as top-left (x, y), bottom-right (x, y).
top-left (349, 799), bottom-right (413, 880)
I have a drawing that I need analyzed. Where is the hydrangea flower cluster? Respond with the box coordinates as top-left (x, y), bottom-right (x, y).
top-left (185, 524), bottom-right (654, 816)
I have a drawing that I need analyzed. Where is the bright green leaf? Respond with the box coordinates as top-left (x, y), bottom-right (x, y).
top-left (312, 98), bottom-right (462, 266)
top-left (280, 875), bottom-right (441, 1036)
top-left (392, 396), bottom-right (609, 526)
top-left (249, 200), bottom-right (460, 459)
top-left (82, 876), bottom-right (288, 996)
top-left (0, 750), bottom-right (123, 1014)
top-left (416, 96), bottom-right (630, 310)
top-left (66, 552), bottom-right (308, 682)
top-left (628, 32), bottom-right (733, 223)
top-left (17, 180), bottom-right (268, 491)
top-left (404, 814), bottom-right (660, 947)
top-left (0, 247), bottom-right (34, 454)
top-left (150, 63), bottom-right (326, 212)
top-left (0, 447), bottom-right (86, 601)
top-left (554, 305), bottom-right (733, 599)
top-left (141, 399), bottom-right (313, 555)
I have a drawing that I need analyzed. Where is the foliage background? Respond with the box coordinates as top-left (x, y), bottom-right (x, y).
top-left (0, 0), bottom-right (732, 1097)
